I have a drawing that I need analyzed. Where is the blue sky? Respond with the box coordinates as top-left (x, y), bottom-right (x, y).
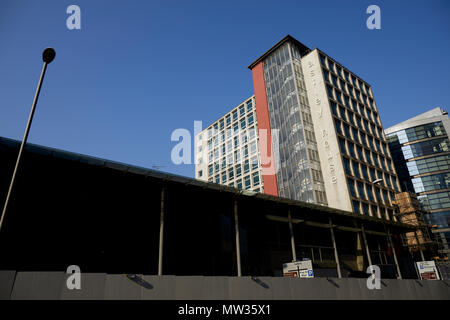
top-left (0, 0), bottom-right (449, 178)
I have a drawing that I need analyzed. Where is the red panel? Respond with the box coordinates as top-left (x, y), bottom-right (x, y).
top-left (251, 62), bottom-right (279, 197)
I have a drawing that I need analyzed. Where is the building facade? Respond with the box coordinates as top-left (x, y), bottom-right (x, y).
top-left (196, 35), bottom-right (400, 221)
top-left (195, 96), bottom-right (264, 193)
top-left (385, 107), bottom-right (450, 256)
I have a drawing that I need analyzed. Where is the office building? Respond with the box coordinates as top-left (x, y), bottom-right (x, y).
top-left (385, 107), bottom-right (450, 256)
top-left (195, 96), bottom-right (264, 193)
top-left (196, 35), bottom-right (400, 220)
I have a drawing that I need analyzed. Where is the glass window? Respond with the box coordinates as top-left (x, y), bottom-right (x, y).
top-left (357, 181), bottom-right (366, 199)
top-left (352, 160), bottom-right (360, 178)
top-left (228, 168), bottom-right (234, 180)
top-left (348, 178), bottom-right (357, 197)
top-left (244, 175), bottom-right (251, 189)
top-left (252, 172), bottom-right (260, 186)
top-left (248, 114), bottom-right (254, 125)
top-left (353, 200), bottom-right (360, 214)
top-left (236, 164), bottom-right (242, 177)
top-left (232, 110), bottom-right (238, 121)
top-left (246, 100), bottom-right (253, 112)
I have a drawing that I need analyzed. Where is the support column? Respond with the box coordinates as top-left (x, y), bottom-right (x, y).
top-left (387, 228), bottom-right (402, 279)
top-left (234, 200), bottom-right (242, 277)
top-left (329, 218), bottom-right (342, 278)
top-left (158, 187), bottom-right (165, 276)
top-left (414, 231), bottom-right (425, 261)
top-left (361, 224), bottom-right (373, 267)
top-left (288, 210), bottom-right (297, 262)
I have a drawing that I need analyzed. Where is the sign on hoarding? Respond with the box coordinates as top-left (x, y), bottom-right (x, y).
top-left (283, 260), bottom-right (314, 278)
top-left (416, 261), bottom-right (440, 280)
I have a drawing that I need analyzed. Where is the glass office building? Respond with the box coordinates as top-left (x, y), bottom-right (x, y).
top-left (196, 35), bottom-right (400, 221)
top-left (386, 107), bottom-right (450, 256)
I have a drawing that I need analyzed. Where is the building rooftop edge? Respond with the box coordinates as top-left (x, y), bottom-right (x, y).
top-left (248, 34), bottom-right (310, 70)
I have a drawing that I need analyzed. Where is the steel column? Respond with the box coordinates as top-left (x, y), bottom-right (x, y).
top-left (288, 210), bottom-right (297, 261)
top-left (158, 187), bottom-right (165, 276)
top-left (329, 217), bottom-right (342, 278)
top-left (414, 231), bottom-right (425, 261)
top-left (234, 200), bottom-right (242, 277)
top-left (387, 228), bottom-right (402, 279)
top-left (361, 224), bottom-right (373, 267)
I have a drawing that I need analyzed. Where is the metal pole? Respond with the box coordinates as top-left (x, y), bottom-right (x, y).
top-left (329, 217), bottom-right (342, 278)
top-left (387, 228), bottom-right (402, 279)
top-left (158, 187), bottom-right (165, 275)
top-left (414, 231), bottom-right (425, 261)
top-left (234, 200), bottom-right (242, 277)
top-left (288, 210), bottom-right (297, 261)
top-left (361, 224), bottom-right (373, 267)
top-left (0, 49), bottom-right (55, 233)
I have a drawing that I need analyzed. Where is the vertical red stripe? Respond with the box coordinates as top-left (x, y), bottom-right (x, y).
top-left (251, 62), bottom-right (278, 197)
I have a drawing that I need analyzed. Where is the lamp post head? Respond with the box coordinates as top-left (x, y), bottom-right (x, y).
top-left (42, 48), bottom-right (56, 64)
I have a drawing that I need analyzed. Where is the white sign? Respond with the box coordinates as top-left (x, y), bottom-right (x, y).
top-left (283, 260), bottom-right (314, 278)
top-left (416, 261), bottom-right (440, 280)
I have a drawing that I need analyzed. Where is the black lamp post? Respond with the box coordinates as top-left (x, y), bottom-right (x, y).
top-left (0, 48), bottom-right (56, 233)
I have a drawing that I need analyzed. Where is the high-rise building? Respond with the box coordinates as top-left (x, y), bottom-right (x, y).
top-left (195, 96), bottom-right (264, 193)
top-left (385, 107), bottom-right (450, 256)
top-left (196, 35), bottom-right (400, 220)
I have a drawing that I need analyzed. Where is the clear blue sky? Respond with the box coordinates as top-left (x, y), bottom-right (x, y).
top-left (1, 0), bottom-right (449, 178)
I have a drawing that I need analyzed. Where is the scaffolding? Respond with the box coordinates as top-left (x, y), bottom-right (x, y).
top-left (392, 192), bottom-right (441, 258)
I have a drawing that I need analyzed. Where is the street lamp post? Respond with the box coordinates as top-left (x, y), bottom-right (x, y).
top-left (0, 48), bottom-right (56, 233)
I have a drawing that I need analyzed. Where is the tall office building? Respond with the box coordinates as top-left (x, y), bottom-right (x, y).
top-left (385, 107), bottom-right (450, 255)
top-left (195, 96), bottom-right (264, 193)
top-left (196, 35), bottom-right (400, 220)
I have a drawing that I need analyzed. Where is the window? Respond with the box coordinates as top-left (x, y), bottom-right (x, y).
top-left (348, 178), bottom-right (357, 197)
top-left (352, 160), bottom-right (360, 178)
top-left (228, 168), bottom-right (234, 180)
top-left (226, 115), bottom-right (231, 126)
top-left (248, 114), bottom-right (254, 125)
top-left (222, 172), bottom-right (227, 183)
top-left (357, 181), bottom-right (366, 199)
top-left (353, 200), bottom-right (360, 214)
top-left (246, 100), bottom-right (253, 112)
top-left (244, 175), bottom-right (251, 189)
top-left (198, 170), bottom-right (203, 177)
top-left (219, 119), bottom-right (224, 130)
top-left (244, 160), bottom-right (250, 173)
top-left (251, 156), bottom-right (258, 170)
top-left (239, 105), bottom-right (245, 117)
top-left (236, 179), bottom-right (242, 189)
top-left (250, 141), bottom-right (257, 154)
top-left (252, 172), bottom-right (260, 186)
top-left (343, 157), bottom-right (352, 175)
top-left (362, 203), bottom-right (369, 216)
top-left (232, 110), bottom-right (238, 121)
top-left (208, 165), bottom-right (213, 176)
top-left (236, 164), bottom-right (242, 177)
top-left (240, 118), bottom-right (246, 130)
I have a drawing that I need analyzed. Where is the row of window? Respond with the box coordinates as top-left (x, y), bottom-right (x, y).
top-left (335, 118), bottom-right (389, 159)
top-left (406, 154), bottom-right (450, 176)
top-left (330, 101), bottom-right (384, 141)
top-left (319, 53), bottom-right (373, 105)
top-left (411, 172), bottom-right (450, 193)
top-left (418, 191), bottom-right (450, 211)
top-left (208, 171), bottom-right (262, 191)
top-left (401, 138), bottom-right (450, 160)
top-left (351, 199), bottom-right (394, 220)
top-left (204, 100), bottom-right (254, 140)
top-left (339, 137), bottom-right (395, 175)
top-left (344, 157), bottom-right (397, 191)
top-left (387, 122), bottom-right (446, 145)
top-left (207, 155), bottom-right (259, 178)
top-left (206, 139), bottom-right (259, 165)
top-left (324, 74), bottom-right (379, 127)
top-left (204, 115), bottom-right (256, 151)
